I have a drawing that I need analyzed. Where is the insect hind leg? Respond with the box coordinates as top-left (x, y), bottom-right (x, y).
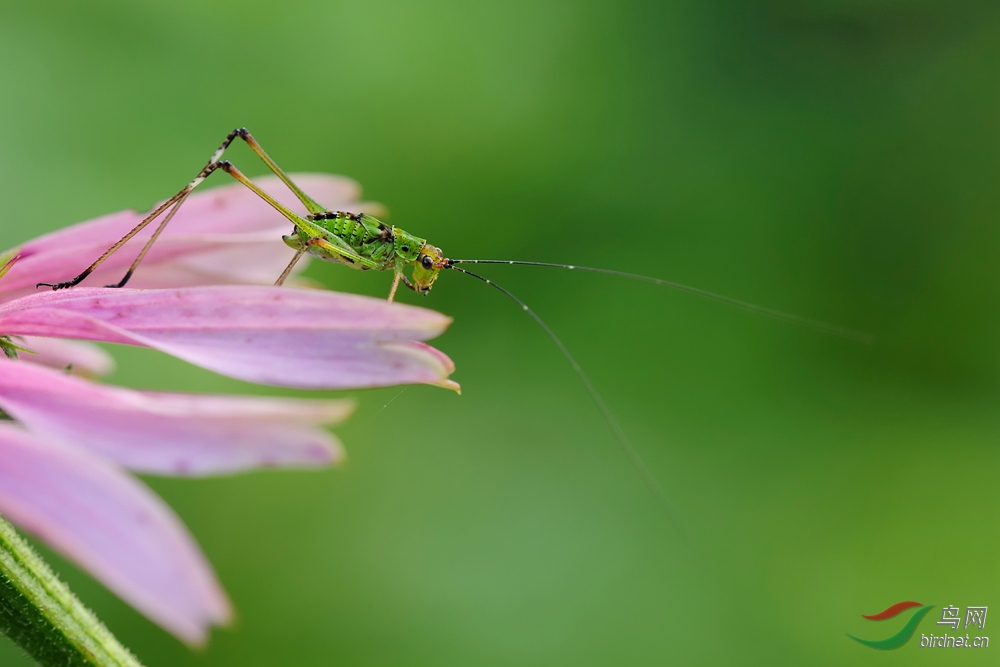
top-left (38, 127), bottom-right (329, 290)
top-left (37, 133), bottom-right (237, 290)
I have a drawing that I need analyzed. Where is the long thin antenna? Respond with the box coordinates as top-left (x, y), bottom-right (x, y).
top-left (446, 265), bottom-right (687, 531)
top-left (381, 388), bottom-right (407, 411)
top-left (448, 259), bottom-right (873, 344)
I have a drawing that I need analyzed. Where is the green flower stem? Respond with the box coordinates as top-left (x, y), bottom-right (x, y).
top-left (0, 514), bottom-right (143, 667)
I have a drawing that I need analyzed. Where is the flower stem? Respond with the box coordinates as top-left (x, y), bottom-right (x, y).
top-left (0, 514), bottom-right (143, 667)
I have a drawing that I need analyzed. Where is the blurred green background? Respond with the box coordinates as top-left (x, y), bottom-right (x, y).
top-left (2, 0), bottom-right (999, 664)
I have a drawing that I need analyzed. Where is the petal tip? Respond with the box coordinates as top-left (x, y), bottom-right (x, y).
top-left (324, 440), bottom-right (348, 467)
top-left (437, 379), bottom-right (461, 394)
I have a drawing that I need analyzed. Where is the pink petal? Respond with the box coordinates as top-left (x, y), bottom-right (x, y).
top-left (17, 336), bottom-right (115, 377)
top-left (0, 422), bottom-right (231, 644)
top-left (0, 286), bottom-right (459, 391)
top-left (0, 174), bottom-right (370, 301)
top-left (0, 359), bottom-right (351, 475)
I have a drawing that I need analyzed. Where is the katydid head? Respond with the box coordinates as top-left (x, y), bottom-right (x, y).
top-left (410, 244), bottom-right (448, 294)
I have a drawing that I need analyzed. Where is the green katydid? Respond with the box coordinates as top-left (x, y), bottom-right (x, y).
top-left (36, 128), bottom-right (870, 521)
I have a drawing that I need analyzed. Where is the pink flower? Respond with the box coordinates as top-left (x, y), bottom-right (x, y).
top-left (0, 290), bottom-right (454, 641)
top-left (14, 335), bottom-right (115, 377)
top-left (0, 285), bottom-right (458, 391)
top-left (0, 176), bottom-right (459, 645)
top-left (0, 359), bottom-right (352, 476)
top-left (0, 359), bottom-right (353, 644)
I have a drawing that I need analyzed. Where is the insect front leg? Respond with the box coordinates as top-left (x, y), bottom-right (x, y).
top-left (400, 273), bottom-right (422, 295)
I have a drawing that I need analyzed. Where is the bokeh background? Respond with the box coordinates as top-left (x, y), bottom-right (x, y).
top-left (1, 0), bottom-right (999, 664)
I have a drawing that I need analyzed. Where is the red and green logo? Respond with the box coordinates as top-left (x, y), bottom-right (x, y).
top-left (849, 601), bottom-right (934, 650)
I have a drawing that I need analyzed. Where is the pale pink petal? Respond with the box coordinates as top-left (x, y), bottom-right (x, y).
top-left (0, 422), bottom-right (231, 644)
top-left (0, 359), bottom-right (351, 475)
top-left (0, 286), bottom-right (460, 391)
top-left (0, 174), bottom-right (372, 301)
top-left (16, 336), bottom-right (115, 377)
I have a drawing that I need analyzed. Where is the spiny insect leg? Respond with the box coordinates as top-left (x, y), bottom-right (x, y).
top-left (217, 160), bottom-right (381, 284)
top-left (274, 236), bottom-right (341, 286)
top-left (36, 188), bottom-right (188, 290)
top-left (228, 128), bottom-right (327, 216)
top-left (216, 161), bottom-right (328, 237)
top-left (37, 131), bottom-right (242, 290)
top-left (216, 162), bottom-right (381, 273)
top-left (39, 128), bottom-right (328, 290)
top-left (388, 272), bottom-right (402, 302)
top-left (104, 191), bottom-right (192, 288)
top-left (101, 158), bottom-right (230, 288)
top-left (275, 244), bottom-right (309, 286)
top-left (401, 274), bottom-right (419, 293)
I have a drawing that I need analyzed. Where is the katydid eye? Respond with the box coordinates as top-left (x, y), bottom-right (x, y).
top-left (421, 255), bottom-right (433, 270)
